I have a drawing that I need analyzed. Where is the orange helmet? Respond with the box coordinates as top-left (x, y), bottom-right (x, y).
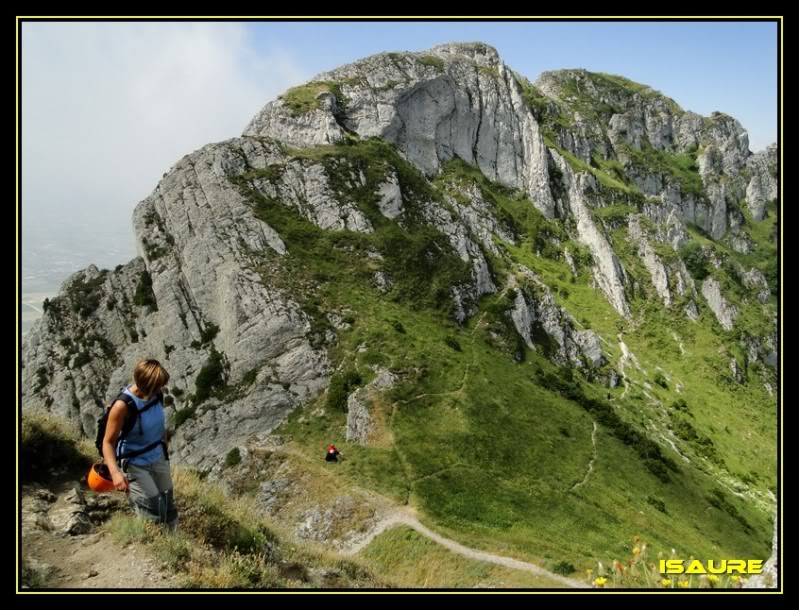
top-left (87, 463), bottom-right (115, 493)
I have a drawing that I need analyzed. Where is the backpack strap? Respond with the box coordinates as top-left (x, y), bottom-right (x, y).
top-left (114, 393), bottom-right (138, 438)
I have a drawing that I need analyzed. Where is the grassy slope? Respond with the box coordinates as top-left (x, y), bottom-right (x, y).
top-left (361, 525), bottom-right (568, 588)
top-left (225, 135), bottom-right (775, 581)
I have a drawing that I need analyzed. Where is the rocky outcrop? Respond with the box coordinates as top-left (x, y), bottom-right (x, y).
top-left (628, 216), bottom-right (672, 306)
top-left (48, 488), bottom-right (93, 536)
top-left (22, 138), bottom-right (332, 469)
top-left (550, 150), bottom-right (630, 317)
top-left (536, 70), bottom-right (767, 240)
top-left (375, 170), bottom-right (404, 219)
top-left (270, 161), bottom-right (374, 232)
top-left (447, 184), bottom-right (516, 256)
top-left (421, 199), bottom-right (497, 305)
top-left (627, 215), bottom-right (698, 310)
top-left (346, 369), bottom-right (397, 444)
top-left (22, 485), bottom-right (123, 537)
top-left (246, 43), bottom-right (557, 218)
top-left (741, 266), bottom-right (771, 303)
top-left (746, 144), bottom-right (778, 221)
top-left (701, 277), bottom-right (738, 331)
top-left (509, 268), bottom-right (606, 369)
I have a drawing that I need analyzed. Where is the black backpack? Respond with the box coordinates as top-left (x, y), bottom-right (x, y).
top-left (94, 390), bottom-right (164, 460)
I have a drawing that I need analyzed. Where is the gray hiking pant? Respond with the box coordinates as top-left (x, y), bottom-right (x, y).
top-left (124, 456), bottom-right (178, 529)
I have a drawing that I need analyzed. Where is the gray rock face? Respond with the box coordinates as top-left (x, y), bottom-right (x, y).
top-left (448, 185), bottom-right (516, 256)
top-left (702, 113), bottom-right (750, 174)
top-left (296, 506), bottom-right (334, 542)
top-left (537, 70), bottom-right (767, 241)
top-left (421, 199), bottom-right (497, 300)
top-left (346, 388), bottom-right (371, 444)
top-left (742, 330), bottom-right (778, 370)
top-left (729, 232), bottom-right (754, 254)
top-left (295, 496), bottom-right (375, 546)
top-left (551, 151), bottom-right (630, 317)
top-left (509, 268), bottom-right (606, 369)
top-left (574, 330), bottom-right (605, 367)
top-left (22, 488), bottom-right (56, 533)
top-left (22, 261), bottom-right (151, 435)
top-left (701, 277), bottom-right (738, 331)
top-left (741, 266), bottom-right (771, 303)
top-left (346, 369), bottom-right (396, 444)
top-left (651, 205), bottom-right (690, 251)
top-left (23, 138), bottom-right (332, 469)
top-left (746, 144), bottom-right (778, 221)
top-left (626, 215), bottom-right (698, 312)
top-left (245, 43), bottom-right (557, 218)
top-left (628, 216), bottom-right (672, 306)
top-left (48, 488), bottom-right (92, 536)
top-left (375, 170), bottom-right (404, 219)
top-left (275, 161), bottom-right (374, 232)
top-left (242, 102), bottom-right (344, 149)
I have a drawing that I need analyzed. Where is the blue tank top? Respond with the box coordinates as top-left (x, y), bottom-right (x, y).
top-left (117, 386), bottom-right (165, 466)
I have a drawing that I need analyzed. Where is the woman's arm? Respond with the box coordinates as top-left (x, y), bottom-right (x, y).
top-left (102, 401), bottom-right (130, 492)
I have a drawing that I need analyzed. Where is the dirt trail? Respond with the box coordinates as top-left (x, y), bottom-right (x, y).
top-left (22, 486), bottom-right (176, 590)
top-left (323, 287), bottom-right (589, 588)
top-left (341, 509), bottom-right (587, 588)
top-left (24, 528), bottom-right (177, 589)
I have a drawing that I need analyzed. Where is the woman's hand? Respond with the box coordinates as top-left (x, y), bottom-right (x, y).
top-left (112, 470), bottom-right (129, 492)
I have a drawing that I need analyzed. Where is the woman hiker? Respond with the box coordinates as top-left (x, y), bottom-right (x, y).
top-left (101, 359), bottom-right (178, 529)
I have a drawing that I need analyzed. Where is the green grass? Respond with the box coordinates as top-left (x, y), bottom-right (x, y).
top-left (621, 143), bottom-right (705, 196)
top-left (277, 251), bottom-right (772, 579)
top-left (554, 144), bottom-right (643, 197)
top-left (133, 270), bottom-right (158, 311)
top-left (226, 139), bottom-right (775, 584)
top-left (361, 526), bottom-right (570, 588)
top-left (281, 81), bottom-right (346, 116)
top-left (548, 70), bottom-right (682, 122)
top-left (592, 204), bottom-right (638, 226)
top-left (106, 513), bottom-right (157, 546)
top-left (417, 55), bottom-right (445, 71)
top-left (101, 469), bottom-right (387, 589)
top-left (593, 72), bottom-right (682, 114)
top-left (21, 412), bottom-right (95, 483)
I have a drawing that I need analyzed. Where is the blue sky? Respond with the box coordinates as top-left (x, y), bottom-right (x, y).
top-left (21, 20), bottom-right (779, 292)
top-left (249, 20), bottom-right (778, 150)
